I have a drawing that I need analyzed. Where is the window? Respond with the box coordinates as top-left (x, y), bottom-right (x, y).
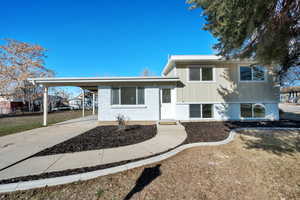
top-left (111, 88), bottom-right (120, 105)
top-left (202, 104), bottom-right (213, 118)
top-left (189, 68), bottom-right (201, 81)
top-left (202, 67), bottom-right (213, 81)
top-left (111, 87), bottom-right (145, 105)
top-left (253, 104), bottom-right (266, 118)
top-left (189, 104), bottom-right (201, 118)
top-left (240, 103), bottom-right (265, 118)
top-left (240, 67), bottom-right (252, 81)
top-left (189, 67), bottom-right (214, 81)
top-left (240, 65), bottom-right (266, 81)
top-left (252, 66), bottom-right (265, 81)
top-left (162, 88), bottom-right (171, 103)
top-left (189, 104), bottom-right (214, 118)
top-left (137, 87), bottom-right (145, 104)
top-left (121, 87), bottom-right (136, 104)
top-left (240, 104), bottom-right (252, 118)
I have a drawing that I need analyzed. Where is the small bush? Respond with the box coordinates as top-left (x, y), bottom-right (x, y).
top-left (116, 114), bottom-right (127, 130)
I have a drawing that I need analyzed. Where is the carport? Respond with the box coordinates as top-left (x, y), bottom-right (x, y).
top-left (29, 76), bottom-right (181, 126)
top-left (29, 77), bottom-right (99, 126)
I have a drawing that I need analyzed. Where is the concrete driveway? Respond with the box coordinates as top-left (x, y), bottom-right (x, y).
top-left (0, 115), bottom-right (98, 171)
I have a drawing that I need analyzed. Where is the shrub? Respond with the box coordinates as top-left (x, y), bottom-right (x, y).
top-left (116, 114), bottom-right (127, 130)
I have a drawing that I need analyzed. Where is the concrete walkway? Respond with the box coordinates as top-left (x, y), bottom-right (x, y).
top-left (0, 115), bottom-right (98, 171)
top-left (0, 123), bottom-right (187, 180)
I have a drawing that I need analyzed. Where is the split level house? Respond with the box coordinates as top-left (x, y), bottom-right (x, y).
top-left (29, 55), bottom-right (280, 124)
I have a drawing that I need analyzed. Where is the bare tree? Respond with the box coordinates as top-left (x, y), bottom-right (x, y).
top-left (141, 68), bottom-right (150, 76)
top-left (0, 39), bottom-right (54, 111)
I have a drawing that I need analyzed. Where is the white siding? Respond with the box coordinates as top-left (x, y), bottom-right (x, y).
top-left (98, 86), bottom-right (160, 121)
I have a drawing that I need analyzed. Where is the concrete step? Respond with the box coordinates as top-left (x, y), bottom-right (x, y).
top-left (158, 120), bottom-right (177, 125)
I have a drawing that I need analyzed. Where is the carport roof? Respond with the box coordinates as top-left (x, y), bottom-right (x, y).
top-left (28, 76), bottom-right (181, 92)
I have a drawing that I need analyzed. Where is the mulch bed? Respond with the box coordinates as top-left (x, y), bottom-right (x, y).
top-left (181, 120), bottom-right (300, 144)
top-left (1, 120), bottom-right (300, 185)
top-left (35, 125), bottom-right (157, 157)
top-left (181, 122), bottom-right (230, 143)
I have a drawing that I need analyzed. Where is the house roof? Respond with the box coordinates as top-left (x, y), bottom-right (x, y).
top-left (162, 55), bottom-right (255, 76)
top-left (28, 76), bottom-right (181, 91)
top-left (281, 86), bottom-right (300, 93)
top-left (162, 55), bottom-right (222, 76)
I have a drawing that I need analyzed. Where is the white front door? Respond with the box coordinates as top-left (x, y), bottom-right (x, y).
top-left (160, 88), bottom-right (173, 119)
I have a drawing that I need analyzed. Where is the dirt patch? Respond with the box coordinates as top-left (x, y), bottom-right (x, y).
top-left (238, 129), bottom-right (300, 155)
top-left (35, 125), bottom-right (157, 156)
top-left (1, 129), bottom-right (299, 200)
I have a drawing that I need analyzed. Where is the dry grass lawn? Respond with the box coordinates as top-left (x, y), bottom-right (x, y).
top-left (0, 110), bottom-right (92, 137)
top-left (1, 129), bottom-right (299, 200)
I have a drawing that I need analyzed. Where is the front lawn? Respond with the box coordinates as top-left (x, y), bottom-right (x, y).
top-left (0, 110), bottom-right (92, 137)
top-left (1, 127), bottom-right (299, 199)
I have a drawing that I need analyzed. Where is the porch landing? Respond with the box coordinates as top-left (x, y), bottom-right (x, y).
top-left (159, 119), bottom-right (178, 125)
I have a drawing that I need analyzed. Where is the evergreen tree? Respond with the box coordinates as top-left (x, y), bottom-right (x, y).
top-left (188, 0), bottom-right (300, 83)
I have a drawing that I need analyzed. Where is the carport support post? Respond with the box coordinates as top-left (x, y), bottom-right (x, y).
top-left (82, 88), bottom-right (85, 117)
top-left (43, 87), bottom-right (48, 126)
top-left (92, 92), bottom-right (95, 115)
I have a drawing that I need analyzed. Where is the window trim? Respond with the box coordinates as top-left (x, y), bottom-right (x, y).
top-left (187, 65), bottom-right (216, 83)
top-left (240, 103), bottom-right (266, 119)
top-left (111, 87), bottom-right (145, 106)
top-left (238, 65), bottom-right (267, 83)
top-left (189, 104), bottom-right (214, 119)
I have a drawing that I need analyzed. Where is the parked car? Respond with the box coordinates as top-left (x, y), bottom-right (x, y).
top-left (52, 106), bottom-right (71, 111)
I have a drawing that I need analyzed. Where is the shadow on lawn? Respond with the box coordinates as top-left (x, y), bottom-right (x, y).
top-left (124, 164), bottom-right (161, 200)
top-left (239, 130), bottom-right (300, 156)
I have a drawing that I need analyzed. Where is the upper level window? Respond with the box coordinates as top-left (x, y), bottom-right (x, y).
top-left (189, 67), bottom-right (214, 81)
top-left (240, 66), bottom-right (266, 81)
top-left (111, 87), bottom-right (145, 105)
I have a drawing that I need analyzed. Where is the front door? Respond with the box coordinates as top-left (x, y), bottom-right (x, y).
top-left (160, 88), bottom-right (173, 119)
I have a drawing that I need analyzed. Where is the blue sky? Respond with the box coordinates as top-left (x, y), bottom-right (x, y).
top-left (1, 0), bottom-right (215, 77)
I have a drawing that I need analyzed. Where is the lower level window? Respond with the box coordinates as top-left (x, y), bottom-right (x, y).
top-left (189, 104), bottom-right (213, 118)
top-left (202, 104), bottom-right (213, 118)
top-left (240, 103), bottom-right (265, 118)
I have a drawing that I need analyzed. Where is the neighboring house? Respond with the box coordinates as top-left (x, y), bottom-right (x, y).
top-left (68, 97), bottom-right (82, 109)
top-left (34, 95), bottom-right (68, 111)
top-left (29, 55), bottom-right (280, 123)
top-left (0, 95), bottom-right (23, 114)
top-left (280, 86), bottom-right (300, 104)
top-left (69, 92), bottom-right (96, 110)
